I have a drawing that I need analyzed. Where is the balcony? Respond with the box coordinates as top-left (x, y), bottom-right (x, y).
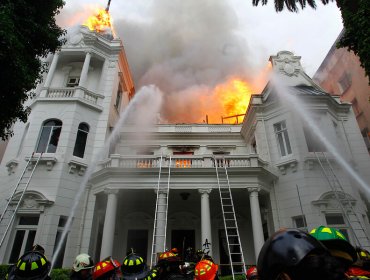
top-left (98, 154), bottom-right (263, 170)
top-left (36, 87), bottom-right (104, 111)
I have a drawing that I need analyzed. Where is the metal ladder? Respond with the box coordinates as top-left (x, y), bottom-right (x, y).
top-left (214, 156), bottom-right (246, 279)
top-left (0, 153), bottom-right (42, 247)
top-left (315, 152), bottom-right (370, 248)
top-left (150, 155), bottom-right (171, 267)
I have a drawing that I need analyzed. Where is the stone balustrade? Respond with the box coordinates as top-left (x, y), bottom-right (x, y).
top-left (98, 154), bottom-right (262, 170)
top-left (41, 87), bottom-right (104, 108)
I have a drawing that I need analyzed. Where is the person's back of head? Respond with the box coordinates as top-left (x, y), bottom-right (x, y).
top-left (310, 226), bottom-right (357, 270)
top-left (7, 251), bottom-right (51, 280)
top-left (257, 228), bottom-right (348, 280)
top-left (93, 257), bottom-right (121, 280)
top-left (71, 253), bottom-right (94, 279)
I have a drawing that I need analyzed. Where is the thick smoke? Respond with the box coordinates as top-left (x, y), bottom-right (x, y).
top-left (114, 0), bottom-right (257, 123)
top-left (58, 0), bottom-right (263, 123)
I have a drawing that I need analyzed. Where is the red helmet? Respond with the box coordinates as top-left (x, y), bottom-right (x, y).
top-left (93, 257), bottom-right (121, 280)
top-left (194, 260), bottom-right (218, 280)
top-left (158, 251), bottom-right (176, 260)
top-left (246, 266), bottom-right (258, 280)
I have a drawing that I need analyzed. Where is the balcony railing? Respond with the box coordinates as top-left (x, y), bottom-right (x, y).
top-left (98, 154), bottom-right (262, 170)
top-left (38, 87), bottom-right (104, 110)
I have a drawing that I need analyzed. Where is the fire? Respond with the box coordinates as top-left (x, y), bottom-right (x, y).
top-left (213, 78), bottom-right (253, 124)
top-left (84, 8), bottom-right (111, 33)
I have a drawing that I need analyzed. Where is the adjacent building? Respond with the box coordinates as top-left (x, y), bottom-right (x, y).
top-left (313, 30), bottom-right (370, 153)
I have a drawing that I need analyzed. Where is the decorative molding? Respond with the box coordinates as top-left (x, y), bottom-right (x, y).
top-left (6, 159), bottom-right (19, 175)
top-left (68, 159), bottom-right (88, 176)
top-left (10, 191), bottom-right (54, 213)
top-left (247, 187), bottom-right (261, 193)
top-left (25, 154), bottom-right (57, 171)
top-left (198, 188), bottom-right (212, 195)
top-left (276, 158), bottom-right (298, 175)
top-left (104, 189), bottom-right (119, 195)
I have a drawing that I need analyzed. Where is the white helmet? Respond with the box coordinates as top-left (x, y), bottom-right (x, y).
top-left (73, 253), bottom-right (94, 272)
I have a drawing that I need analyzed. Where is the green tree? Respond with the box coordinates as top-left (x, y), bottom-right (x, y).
top-left (252, 0), bottom-right (370, 82)
top-left (0, 0), bottom-right (65, 140)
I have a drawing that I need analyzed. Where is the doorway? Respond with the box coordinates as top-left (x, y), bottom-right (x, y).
top-left (126, 230), bottom-right (148, 261)
top-left (171, 230), bottom-right (195, 257)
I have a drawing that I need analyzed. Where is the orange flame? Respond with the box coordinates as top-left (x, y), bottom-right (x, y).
top-left (84, 8), bottom-right (111, 33)
top-left (211, 78), bottom-right (253, 124)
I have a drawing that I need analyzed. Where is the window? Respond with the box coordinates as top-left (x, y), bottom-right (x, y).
top-left (292, 215), bottom-right (307, 231)
top-left (325, 213), bottom-right (350, 241)
top-left (136, 150), bottom-right (154, 168)
top-left (303, 124), bottom-right (326, 152)
top-left (36, 119), bottom-right (62, 153)
top-left (338, 72), bottom-right (351, 95)
top-left (73, 123), bottom-right (89, 158)
top-left (115, 85), bottom-right (122, 110)
top-left (66, 77), bottom-right (80, 87)
top-left (274, 121), bottom-right (292, 157)
top-left (9, 215), bottom-right (39, 263)
top-left (53, 216), bottom-right (68, 268)
top-left (173, 152), bottom-right (193, 168)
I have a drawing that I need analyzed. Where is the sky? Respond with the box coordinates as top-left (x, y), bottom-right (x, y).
top-left (56, 0), bottom-right (343, 123)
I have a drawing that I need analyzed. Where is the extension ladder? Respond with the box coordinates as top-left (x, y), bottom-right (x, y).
top-left (0, 153), bottom-right (42, 247)
top-left (214, 156), bottom-right (246, 279)
top-left (150, 155), bottom-right (171, 267)
top-left (315, 152), bottom-right (370, 248)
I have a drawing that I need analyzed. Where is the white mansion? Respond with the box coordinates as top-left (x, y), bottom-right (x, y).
top-left (0, 26), bottom-right (370, 272)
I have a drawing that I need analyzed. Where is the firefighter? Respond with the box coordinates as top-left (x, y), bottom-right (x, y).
top-left (194, 259), bottom-right (218, 280)
top-left (257, 228), bottom-right (349, 280)
top-left (71, 253), bottom-right (95, 280)
top-left (346, 247), bottom-right (370, 279)
top-left (7, 251), bottom-right (51, 280)
top-left (92, 257), bottom-right (121, 280)
top-left (310, 226), bottom-right (357, 272)
top-left (246, 266), bottom-right (259, 280)
top-left (121, 251), bottom-right (149, 280)
top-left (156, 250), bottom-right (184, 279)
top-left (143, 268), bottom-right (160, 280)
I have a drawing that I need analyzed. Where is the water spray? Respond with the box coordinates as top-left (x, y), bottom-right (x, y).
top-left (51, 85), bottom-right (163, 269)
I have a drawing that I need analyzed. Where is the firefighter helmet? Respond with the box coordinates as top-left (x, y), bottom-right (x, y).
top-left (257, 228), bottom-right (328, 280)
top-left (121, 252), bottom-right (149, 280)
top-left (194, 259), bottom-right (218, 280)
top-left (246, 266), bottom-right (258, 280)
top-left (93, 257), bottom-right (121, 280)
top-left (356, 247), bottom-right (370, 262)
top-left (73, 253), bottom-right (94, 272)
top-left (143, 268), bottom-right (159, 280)
top-left (310, 225), bottom-right (357, 263)
top-left (8, 251), bottom-right (51, 280)
top-left (159, 251), bottom-right (176, 260)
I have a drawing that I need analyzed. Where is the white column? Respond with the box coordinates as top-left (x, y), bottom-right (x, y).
top-left (248, 187), bottom-right (264, 260)
top-left (154, 190), bottom-right (167, 253)
top-left (100, 189), bottom-right (119, 259)
top-left (44, 52), bottom-right (60, 88)
top-left (79, 52), bottom-right (92, 88)
top-left (199, 188), bottom-right (212, 256)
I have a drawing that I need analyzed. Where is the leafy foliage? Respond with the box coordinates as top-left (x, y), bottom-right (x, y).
top-left (0, 0), bottom-right (65, 140)
top-left (50, 268), bottom-right (71, 279)
top-left (336, 0), bottom-right (370, 80)
top-left (252, 0), bottom-right (370, 82)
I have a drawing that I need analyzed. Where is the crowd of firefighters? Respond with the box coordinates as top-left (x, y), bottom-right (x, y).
top-left (5, 225), bottom-right (370, 280)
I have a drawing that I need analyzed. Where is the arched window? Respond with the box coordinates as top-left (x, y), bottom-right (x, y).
top-left (36, 119), bottom-right (62, 153)
top-left (73, 123), bottom-right (89, 158)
